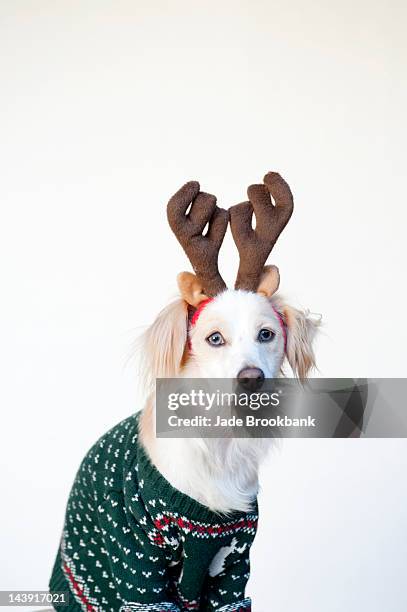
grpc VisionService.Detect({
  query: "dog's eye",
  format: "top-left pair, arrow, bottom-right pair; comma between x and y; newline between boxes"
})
206,332 -> 225,347
258,328 -> 275,343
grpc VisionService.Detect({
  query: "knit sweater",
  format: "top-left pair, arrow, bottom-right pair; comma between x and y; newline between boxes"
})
49,414 -> 258,612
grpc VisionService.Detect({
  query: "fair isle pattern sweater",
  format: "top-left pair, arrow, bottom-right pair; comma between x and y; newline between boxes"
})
49,414 -> 258,612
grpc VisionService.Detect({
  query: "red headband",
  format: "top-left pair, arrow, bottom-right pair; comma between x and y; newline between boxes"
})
189,297 -> 287,352
271,305 -> 287,352
189,298 -> 213,327
188,298 -> 213,351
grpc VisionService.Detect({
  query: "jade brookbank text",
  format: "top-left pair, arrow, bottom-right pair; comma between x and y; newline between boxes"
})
168,414 -> 317,428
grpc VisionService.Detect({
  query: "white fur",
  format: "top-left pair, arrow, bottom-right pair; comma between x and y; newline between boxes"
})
139,288 -> 319,514
185,291 -> 286,379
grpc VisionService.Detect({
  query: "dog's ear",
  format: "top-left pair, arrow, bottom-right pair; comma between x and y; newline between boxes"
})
140,299 -> 189,384
177,272 -> 209,307
257,265 -> 280,297
272,297 -> 321,379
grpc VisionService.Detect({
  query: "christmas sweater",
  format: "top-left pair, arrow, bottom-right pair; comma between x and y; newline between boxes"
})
49,413 -> 258,612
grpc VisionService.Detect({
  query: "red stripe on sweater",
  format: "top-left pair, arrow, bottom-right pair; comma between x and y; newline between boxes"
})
154,514 -> 257,534
63,562 -> 94,612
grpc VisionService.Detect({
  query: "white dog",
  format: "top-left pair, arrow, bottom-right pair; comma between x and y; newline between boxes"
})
50,172 -> 319,612
139,266 -> 319,515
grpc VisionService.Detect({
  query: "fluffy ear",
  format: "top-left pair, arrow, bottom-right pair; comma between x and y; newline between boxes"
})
139,299 -> 189,389
273,297 -> 321,379
177,271 -> 209,307
257,265 -> 280,297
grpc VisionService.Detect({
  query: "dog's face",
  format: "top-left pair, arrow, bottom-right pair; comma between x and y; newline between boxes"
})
188,291 -> 285,379
141,267 -> 319,387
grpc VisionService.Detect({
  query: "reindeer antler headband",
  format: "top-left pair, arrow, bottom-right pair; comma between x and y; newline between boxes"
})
167,172 -> 294,296
167,182 -> 229,297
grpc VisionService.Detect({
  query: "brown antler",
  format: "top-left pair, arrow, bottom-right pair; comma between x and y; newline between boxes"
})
229,172 -> 294,292
167,181 -> 229,297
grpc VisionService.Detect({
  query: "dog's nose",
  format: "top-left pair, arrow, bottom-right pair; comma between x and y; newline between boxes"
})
237,367 -> 265,391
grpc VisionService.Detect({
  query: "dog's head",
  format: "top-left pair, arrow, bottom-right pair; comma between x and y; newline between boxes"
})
141,268 -> 319,386
141,172 -> 320,388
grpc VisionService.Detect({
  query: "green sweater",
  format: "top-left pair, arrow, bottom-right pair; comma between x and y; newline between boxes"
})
49,414 -> 258,611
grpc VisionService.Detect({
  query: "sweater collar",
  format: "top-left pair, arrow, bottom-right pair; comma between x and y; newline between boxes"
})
125,412 -> 255,525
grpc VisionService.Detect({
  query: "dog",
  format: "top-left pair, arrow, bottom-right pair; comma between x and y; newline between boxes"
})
50,172 -> 319,612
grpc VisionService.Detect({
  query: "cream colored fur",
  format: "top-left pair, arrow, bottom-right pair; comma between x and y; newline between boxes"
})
139,272 -> 320,513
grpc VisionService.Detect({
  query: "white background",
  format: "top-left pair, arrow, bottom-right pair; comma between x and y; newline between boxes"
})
1,1 -> 407,611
